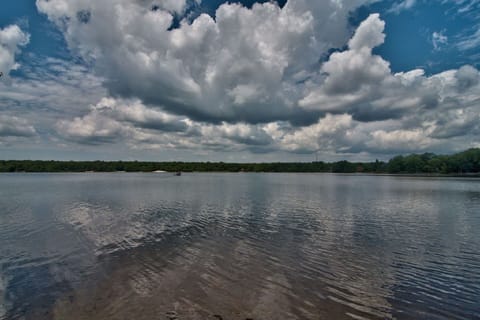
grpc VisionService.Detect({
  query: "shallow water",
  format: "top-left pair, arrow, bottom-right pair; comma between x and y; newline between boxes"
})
0,173 -> 479,319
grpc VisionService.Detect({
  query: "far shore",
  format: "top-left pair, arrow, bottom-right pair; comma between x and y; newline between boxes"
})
1,148 -> 479,175
2,171 -> 479,178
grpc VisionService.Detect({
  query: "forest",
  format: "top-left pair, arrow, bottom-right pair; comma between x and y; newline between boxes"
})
0,148 -> 479,174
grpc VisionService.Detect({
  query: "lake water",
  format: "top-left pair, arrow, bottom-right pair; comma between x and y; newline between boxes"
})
0,173 -> 479,320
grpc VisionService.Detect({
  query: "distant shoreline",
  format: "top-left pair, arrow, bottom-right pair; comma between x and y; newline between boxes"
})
1,171 -> 479,178
1,148 -> 479,175
1,170 -> 480,177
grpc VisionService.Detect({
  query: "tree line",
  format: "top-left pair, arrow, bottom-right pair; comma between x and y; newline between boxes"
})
0,148 -> 479,174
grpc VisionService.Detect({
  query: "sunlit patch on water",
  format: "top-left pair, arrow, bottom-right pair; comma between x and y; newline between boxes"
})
0,173 -> 480,320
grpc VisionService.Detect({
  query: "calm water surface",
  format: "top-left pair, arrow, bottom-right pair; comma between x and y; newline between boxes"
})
0,173 -> 479,320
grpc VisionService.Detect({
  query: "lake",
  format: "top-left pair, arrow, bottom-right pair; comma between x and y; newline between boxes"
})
0,173 -> 479,319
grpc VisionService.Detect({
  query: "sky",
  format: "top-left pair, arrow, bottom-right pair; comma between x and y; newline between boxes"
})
0,0 -> 479,162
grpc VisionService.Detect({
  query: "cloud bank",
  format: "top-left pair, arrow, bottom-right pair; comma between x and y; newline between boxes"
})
4,1 -> 480,159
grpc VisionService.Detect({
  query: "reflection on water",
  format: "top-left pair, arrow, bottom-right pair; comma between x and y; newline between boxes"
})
0,173 -> 480,319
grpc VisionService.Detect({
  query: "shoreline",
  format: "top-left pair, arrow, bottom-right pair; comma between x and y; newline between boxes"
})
1,171 -> 479,177
2,149 -> 479,176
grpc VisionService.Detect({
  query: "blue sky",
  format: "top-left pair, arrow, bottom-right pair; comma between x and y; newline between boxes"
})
0,0 -> 479,161
0,2 -> 65,60
364,0 -> 480,73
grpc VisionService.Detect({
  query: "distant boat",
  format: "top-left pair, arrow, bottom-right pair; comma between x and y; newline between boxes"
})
153,170 -> 167,173
174,172 -> 182,176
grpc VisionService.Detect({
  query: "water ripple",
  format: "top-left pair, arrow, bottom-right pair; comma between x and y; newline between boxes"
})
0,173 -> 479,319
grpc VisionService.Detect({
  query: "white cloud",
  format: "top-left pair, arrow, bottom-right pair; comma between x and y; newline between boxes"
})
388,0 -> 416,14
300,14 -> 394,113
0,115 -> 36,138
279,113 -> 354,153
432,31 -> 448,51
299,13 -> 480,135
0,25 -> 30,77
45,9 -> 480,158
0,57 -> 104,109
154,0 -> 189,14
1,2 -> 478,160
0,56 -> 107,149
457,28 -> 480,51
455,64 -> 480,91
56,111 -> 124,145
55,96 -> 275,151
368,129 -> 434,152
56,97 -> 189,145
35,0 -> 376,124
348,13 -> 386,51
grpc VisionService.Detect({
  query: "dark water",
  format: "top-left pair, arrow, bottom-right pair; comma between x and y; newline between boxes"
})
0,173 -> 479,320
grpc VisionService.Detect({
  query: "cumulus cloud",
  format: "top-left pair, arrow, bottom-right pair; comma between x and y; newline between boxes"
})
55,96 -> 276,152
56,111 -> 124,145
298,12 -> 480,139
0,1 -> 475,159
152,0 -> 190,15
91,98 -> 189,132
0,25 -> 30,77
300,14 -> 411,119
455,64 -> 480,91
348,13 -> 386,50
35,0 -> 376,124
278,113 -> 354,153
368,129 -> 434,152
56,97 -> 188,145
